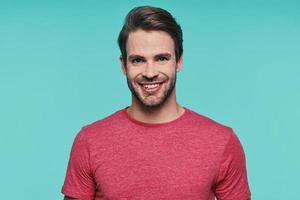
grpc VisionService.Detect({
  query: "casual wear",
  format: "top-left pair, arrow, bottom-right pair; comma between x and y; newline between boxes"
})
62,107 -> 251,200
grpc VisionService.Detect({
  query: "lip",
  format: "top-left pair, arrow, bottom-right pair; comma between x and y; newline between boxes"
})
139,81 -> 163,85
139,82 -> 164,93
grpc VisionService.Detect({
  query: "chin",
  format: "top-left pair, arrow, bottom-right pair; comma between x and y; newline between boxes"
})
139,96 -> 167,108
141,101 -> 163,108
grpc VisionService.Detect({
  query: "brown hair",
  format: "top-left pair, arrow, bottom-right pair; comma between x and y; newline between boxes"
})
118,6 -> 183,63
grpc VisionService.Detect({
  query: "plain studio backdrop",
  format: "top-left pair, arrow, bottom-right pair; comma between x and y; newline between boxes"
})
0,0 -> 299,199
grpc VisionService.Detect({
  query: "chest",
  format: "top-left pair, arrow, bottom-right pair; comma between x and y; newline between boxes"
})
91,130 -> 218,199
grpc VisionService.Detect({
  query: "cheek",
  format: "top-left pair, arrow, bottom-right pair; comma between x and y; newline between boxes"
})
126,67 -> 140,78
126,73 -> 140,87
161,67 -> 176,80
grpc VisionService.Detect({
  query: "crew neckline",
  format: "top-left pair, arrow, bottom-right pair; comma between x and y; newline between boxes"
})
122,106 -> 190,128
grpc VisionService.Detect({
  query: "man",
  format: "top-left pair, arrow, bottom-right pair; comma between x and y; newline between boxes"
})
62,6 -> 251,200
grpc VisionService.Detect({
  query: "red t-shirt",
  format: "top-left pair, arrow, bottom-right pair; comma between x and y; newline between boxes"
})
62,107 -> 251,200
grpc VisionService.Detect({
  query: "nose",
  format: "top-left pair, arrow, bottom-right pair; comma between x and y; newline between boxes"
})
142,61 -> 159,79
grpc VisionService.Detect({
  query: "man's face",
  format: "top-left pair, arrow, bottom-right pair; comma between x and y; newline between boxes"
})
121,29 -> 182,108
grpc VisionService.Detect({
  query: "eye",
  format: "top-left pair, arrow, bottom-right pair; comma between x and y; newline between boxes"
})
132,58 -> 144,64
157,56 -> 169,62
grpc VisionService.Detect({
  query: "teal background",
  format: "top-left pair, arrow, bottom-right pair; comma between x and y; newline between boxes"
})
1,0 -> 299,199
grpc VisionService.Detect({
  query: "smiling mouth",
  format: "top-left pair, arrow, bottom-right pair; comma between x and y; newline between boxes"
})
139,82 -> 163,93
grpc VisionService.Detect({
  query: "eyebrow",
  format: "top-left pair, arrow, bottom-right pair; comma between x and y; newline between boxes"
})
128,54 -> 144,61
154,53 -> 171,59
128,53 -> 172,60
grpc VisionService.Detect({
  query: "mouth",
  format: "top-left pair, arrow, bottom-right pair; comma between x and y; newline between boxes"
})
139,82 -> 163,93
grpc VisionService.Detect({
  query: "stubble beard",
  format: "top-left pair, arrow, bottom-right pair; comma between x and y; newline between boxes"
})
126,73 -> 177,109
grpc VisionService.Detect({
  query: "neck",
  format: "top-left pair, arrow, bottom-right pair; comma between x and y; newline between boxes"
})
127,90 -> 185,124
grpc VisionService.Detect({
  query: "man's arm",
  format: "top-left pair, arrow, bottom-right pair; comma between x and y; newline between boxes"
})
61,130 -> 96,199
64,196 -> 78,200
214,130 -> 251,200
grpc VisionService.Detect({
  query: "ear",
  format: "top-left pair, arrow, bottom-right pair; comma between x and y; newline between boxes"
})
176,56 -> 183,72
120,56 -> 127,75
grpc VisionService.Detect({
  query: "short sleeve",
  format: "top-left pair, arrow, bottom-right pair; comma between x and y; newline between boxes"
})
213,130 -> 251,200
61,129 -> 96,200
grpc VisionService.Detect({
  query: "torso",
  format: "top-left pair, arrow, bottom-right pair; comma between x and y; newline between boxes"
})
81,108 -> 232,200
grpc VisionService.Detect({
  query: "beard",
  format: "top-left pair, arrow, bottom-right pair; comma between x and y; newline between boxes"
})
126,72 -> 177,108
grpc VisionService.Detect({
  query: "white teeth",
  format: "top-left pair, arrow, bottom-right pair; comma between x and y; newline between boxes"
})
143,84 -> 159,89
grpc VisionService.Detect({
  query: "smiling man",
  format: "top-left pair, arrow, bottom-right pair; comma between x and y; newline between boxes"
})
62,6 -> 251,200
122,29 -> 182,122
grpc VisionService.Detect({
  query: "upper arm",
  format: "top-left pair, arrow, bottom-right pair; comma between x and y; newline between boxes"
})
61,130 -> 96,199
213,130 -> 251,200
64,196 -> 78,200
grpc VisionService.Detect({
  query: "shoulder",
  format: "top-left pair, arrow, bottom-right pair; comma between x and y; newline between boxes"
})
185,107 -> 235,142
84,109 -> 125,129
75,108 -> 126,141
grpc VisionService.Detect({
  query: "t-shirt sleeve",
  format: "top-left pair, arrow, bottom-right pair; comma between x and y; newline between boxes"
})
61,129 -> 96,200
213,130 -> 251,200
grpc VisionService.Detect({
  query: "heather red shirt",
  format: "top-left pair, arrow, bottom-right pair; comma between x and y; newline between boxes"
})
62,107 -> 251,200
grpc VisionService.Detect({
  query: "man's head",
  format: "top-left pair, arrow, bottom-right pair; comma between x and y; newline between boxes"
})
118,6 -> 183,108
118,6 -> 183,63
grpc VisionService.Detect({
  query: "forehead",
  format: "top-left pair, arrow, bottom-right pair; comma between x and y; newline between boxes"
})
126,29 -> 175,56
